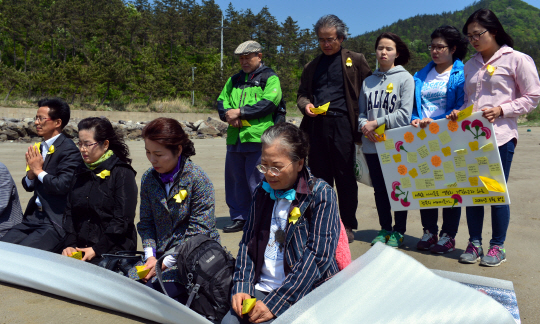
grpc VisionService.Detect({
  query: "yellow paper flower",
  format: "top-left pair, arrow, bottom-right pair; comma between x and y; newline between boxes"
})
289,207 -> 301,224
174,190 -> 188,203
47,145 -> 55,154
386,83 -> 394,93
417,128 -> 427,140
70,251 -> 83,260
345,57 -> 353,67
26,142 -> 42,172
486,65 -> 496,76
469,141 -> 479,151
96,170 -> 111,179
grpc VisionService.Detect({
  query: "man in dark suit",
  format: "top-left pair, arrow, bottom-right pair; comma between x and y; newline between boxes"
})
297,15 -> 371,243
0,98 -> 82,252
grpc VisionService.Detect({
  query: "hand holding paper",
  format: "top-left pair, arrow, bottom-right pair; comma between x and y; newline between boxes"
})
310,102 -> 330,115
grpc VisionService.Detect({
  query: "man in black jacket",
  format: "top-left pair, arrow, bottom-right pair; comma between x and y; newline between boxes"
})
0,98 -> 82,252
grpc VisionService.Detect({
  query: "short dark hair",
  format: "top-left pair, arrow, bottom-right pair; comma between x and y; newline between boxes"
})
142,118 -> 195,157
463,8 -> 514,48
314,14 -> 348,40
37,98 -> 70,129
431,25 -> 469,61
78,117 -> 132,164
375,32 -> 410,66
261,123 -> 309,162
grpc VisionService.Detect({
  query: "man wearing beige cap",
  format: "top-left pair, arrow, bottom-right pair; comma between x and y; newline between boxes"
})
217,40 -> 283,233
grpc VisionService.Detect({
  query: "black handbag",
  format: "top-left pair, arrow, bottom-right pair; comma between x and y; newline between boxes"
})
97,251 -> 144,276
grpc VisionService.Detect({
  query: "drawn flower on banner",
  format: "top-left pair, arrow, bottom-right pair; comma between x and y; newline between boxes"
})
397,165 -> 408,175
431,155 -> 442,167
447,120 -> 458,132
391,181 -> 410,207
451,194 -> 462,209
462,119 -> 490,140
395,141 -> 409,153
428,122 -> 439,134
404,132 -> 414,143
417,128 -> 427,140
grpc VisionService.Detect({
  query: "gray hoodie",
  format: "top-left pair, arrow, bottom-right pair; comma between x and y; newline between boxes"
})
358,65 -> 414,154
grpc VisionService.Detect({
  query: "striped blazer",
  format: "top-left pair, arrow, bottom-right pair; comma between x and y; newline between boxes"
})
232,167 -> 340,317
0,162 -> 23,237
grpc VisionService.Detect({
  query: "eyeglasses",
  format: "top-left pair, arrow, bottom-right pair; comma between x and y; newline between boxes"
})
318,37 -> 339,44
428,44 -> 449,52
256,162 -> 293,176
77,141 -> 100,149
33,116 -> 52,123
467,30 -> 488,42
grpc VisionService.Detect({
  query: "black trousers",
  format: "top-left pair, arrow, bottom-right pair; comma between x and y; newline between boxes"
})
0,210 -> 64,253
305,114 -> 358,229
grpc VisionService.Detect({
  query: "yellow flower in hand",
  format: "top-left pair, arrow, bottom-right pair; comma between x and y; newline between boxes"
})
289,207 -> 301,224
174,190 -> 188,203
96,170 -> 111,179
47,145 -> 55,154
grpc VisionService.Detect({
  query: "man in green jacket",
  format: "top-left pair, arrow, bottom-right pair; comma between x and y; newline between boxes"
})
217,40 -> 282,233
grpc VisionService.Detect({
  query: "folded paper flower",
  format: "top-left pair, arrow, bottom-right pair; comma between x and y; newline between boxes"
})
486,64 -> 496,76
310,102 -> 330,115
479,176 -> 505,193
289,207 -> 301,224
136,265 -> 150,279
174,190 -> 188,203
242,298 -> 257,314
70,251 -> 83,260
96,170 -> 111,179
26,142 -> 42,172
346,57 -> 353,67
47,145 -> 55,154
386,83 -> 393,93
241,120 -> 251,127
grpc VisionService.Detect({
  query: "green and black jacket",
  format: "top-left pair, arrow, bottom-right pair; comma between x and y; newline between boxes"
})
217,63 -> 282,145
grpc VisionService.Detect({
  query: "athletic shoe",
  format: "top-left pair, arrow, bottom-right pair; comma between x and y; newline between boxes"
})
459,241 -> 484,264
371,229 -> 390,245
416,230 -> 438,250
430,233 -> 455,254
480,245 -> 507,267
387,231 -> 404,248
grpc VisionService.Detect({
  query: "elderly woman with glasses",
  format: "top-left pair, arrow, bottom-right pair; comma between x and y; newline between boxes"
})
61,117 -> 138,264
222,123 -> 345,324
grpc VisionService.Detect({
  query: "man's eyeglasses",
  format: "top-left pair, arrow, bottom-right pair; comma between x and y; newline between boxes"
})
77,141 -> 100,149
428,45 -> 449,52
467,30 -> 488,42
256,162 -> 293,176
318,37 -> 339,44
33,116 -> 52,123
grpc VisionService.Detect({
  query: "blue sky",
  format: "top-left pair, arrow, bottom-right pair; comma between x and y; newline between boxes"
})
215,0 -> 540,36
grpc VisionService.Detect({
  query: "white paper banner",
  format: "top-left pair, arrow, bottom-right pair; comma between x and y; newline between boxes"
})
374,112 -> 510,211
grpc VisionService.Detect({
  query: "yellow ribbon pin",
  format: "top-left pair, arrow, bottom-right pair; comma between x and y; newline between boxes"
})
26,142 -> 42,172
96,170 -> 111,179
47,145 -> 55,154
289,207 -> 301,224
486,65 -> 496,76
386,83 -> 394,93
345,57 -> 352,67
174,190 -> 188,203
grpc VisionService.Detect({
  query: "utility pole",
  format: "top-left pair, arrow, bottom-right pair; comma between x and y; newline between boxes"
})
215,14 -> 230,78
371,53 -> 378,70
191,67 -> 196,106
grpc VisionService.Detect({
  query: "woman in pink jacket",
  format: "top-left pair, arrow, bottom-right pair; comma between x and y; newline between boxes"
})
448,9 -> 540,267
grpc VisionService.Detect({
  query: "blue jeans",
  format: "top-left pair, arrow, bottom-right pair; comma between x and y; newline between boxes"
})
420,207 -> 461,238
465,139 -> 515,246
221,290 -> 274,324
365,153 -> 408,234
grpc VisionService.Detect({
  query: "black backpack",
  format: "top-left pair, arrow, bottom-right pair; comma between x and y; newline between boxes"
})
155,234 -> 235,323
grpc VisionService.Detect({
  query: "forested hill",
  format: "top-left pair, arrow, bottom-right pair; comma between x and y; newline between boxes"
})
346,0 -> 540,74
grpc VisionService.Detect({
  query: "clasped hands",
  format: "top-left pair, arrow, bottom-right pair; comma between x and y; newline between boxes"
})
226,109 -> 242,128
61,246 -> 96,261
361,120 -> 380,143
232,293 -> 275,323
26,146 -> 44,180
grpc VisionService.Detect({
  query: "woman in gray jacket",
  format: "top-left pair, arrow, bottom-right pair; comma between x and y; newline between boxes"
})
358,32 -> 414,248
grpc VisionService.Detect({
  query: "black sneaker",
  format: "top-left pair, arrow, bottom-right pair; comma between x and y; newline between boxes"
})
223,220 -> 246,233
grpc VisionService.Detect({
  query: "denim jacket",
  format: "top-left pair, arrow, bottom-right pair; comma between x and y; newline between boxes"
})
232,167 -> 340,317
412,59 -> 465,121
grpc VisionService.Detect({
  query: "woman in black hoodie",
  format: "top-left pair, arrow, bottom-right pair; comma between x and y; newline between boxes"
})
61,117 -> 138,264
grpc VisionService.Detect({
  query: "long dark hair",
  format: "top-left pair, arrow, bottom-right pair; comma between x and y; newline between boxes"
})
463,9 -> 514,48
431,25 -> 468,61
78,117 -> 132,164
375,32 -> 410,66
142,118 -> 195,157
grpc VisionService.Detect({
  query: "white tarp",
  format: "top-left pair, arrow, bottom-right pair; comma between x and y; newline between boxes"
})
274,243 -> 516,324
